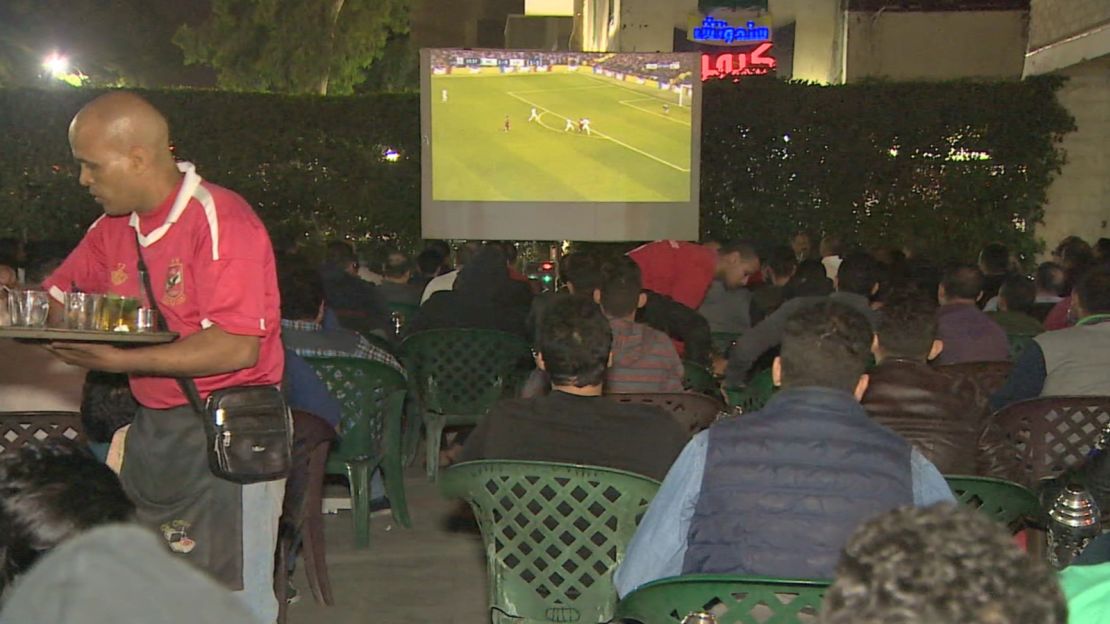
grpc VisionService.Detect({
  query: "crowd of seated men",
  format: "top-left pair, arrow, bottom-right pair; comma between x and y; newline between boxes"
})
4,232 -> 1110,622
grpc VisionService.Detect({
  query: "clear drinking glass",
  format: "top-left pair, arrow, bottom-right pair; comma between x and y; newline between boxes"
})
99,295 -> 141,332
9,289 -> 50,328
65,292 -> 105,330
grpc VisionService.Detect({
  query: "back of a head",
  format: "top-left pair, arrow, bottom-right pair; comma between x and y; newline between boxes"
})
836,253 -> 880,296
383,253 -> 413,279
456,240 -> 485,267
820,234 -> 843,257
822,504 -> 1066,624
780,301 -> 872,393
1076,264 -> 1110,316
1097,238 -> 1110,261
324,240 -> 356,268
598,257 -> 642,318
0,441 -> 135,593
417,249 -> 445,276
537,295 -> 612,388
785,259 -> 834,298
979,242 -> 1010,275
454,245 -> 509,295
499,241 -> 519,264
561,252 -> 604,294
428,240 -> 452,260
1035,262 -> 1066,296
277,258 -> 325,320
999,275 -> 1036,314
766,245 -> 798,278
941,264 -> 984,301
876,288 -> 938,360
717,239 -> 759,263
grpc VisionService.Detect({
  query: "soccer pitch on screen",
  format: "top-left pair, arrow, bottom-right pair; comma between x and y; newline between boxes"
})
428,52 -> 697,203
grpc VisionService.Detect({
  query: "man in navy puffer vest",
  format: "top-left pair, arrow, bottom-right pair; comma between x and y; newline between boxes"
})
616,301 -> 955,596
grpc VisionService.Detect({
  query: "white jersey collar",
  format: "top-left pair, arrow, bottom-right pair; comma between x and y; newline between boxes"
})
130,162 -> 203,247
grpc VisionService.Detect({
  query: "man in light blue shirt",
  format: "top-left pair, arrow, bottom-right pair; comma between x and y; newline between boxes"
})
616,301 -> 955,597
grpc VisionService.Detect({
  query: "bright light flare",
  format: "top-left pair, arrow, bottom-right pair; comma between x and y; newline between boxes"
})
382,147 -> 400,163
43,53 -> 70,77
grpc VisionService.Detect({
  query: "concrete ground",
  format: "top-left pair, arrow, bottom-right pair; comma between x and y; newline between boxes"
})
287,466 -> 489,624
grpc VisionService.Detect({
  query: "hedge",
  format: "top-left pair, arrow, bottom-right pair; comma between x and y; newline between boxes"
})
0,76 -> 1073,263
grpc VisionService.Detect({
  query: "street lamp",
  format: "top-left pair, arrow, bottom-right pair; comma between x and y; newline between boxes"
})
42,53 -> 70,78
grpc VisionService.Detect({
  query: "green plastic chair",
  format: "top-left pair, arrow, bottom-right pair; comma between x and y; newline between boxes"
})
725,368 -> 776,415
439,460 -> 661,624
614,574 -> 829,624
682,361 -> 721,398
1007,333 -> 1037,362
305,357 -> 411,548
401,329 -> 534,481
945,475 -> 1042,531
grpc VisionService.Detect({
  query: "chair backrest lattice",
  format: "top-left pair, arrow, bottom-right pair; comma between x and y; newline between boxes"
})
0,412 -> 87,456
304,357 -> 406,461
605,392 -> 726,435
726,369 -> 776,415
614,574 -> 829,624
945,475 -> 1042,532
987,396 -> 1110,488
401,329 -> 533,417
440,461 -> 660,624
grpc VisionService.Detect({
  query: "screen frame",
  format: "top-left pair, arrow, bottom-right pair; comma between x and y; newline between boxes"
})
419,48 -> 702,242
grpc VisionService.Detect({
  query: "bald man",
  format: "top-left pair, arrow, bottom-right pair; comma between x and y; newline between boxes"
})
41,92 -> 285,622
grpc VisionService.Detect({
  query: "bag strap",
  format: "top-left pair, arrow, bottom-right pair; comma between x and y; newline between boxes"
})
133,231 -> 206,414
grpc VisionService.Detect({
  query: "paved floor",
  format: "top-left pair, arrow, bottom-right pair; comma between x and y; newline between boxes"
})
287,467 -> 489,624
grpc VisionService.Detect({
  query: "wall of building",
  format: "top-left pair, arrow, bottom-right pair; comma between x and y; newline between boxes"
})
616,0 -> 698,52
844,10 -> 1027,82
410,0 -> 524,49
769,0 -> 843,83
1037,53 -> 1110,251
1028,0 -> 1110,51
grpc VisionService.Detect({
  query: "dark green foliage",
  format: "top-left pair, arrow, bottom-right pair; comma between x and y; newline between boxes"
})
0,76 -> 1073,264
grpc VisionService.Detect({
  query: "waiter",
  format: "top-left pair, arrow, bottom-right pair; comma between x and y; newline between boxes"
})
43,92 -> 285,623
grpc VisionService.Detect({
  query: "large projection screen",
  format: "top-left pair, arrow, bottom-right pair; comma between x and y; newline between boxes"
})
420,48 -> 702,241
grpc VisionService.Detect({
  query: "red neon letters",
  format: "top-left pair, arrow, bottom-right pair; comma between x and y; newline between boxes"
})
700,42 -> 776,82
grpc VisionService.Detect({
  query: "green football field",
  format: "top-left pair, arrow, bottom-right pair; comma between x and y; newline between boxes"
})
430,72 -> 693,202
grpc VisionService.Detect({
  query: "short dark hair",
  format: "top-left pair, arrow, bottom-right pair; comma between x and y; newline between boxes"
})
766,245 -> 798,278
499,241 -> 519,263
456,241 -> 484,266
1096,238 -> 1110,261
537,295 -> 612,388
417,249 -> 445,276
836,253 -> 880,296
1076,265 -> 1110,315
876,288 -> 937,360
780,301 -> 872,393
598,257 -> 642,318
383,253 -> 413,279
822,504 -> 1066,624
821,234 -> 843,256
324,240 -> 356,268
1035,262 -> 1066,296
942,264 -> 984,301
979,242 -> 1010,274
999,275 -> 1036,314
717,239 -> 759,262
277,258 -> 325,320
428,240 -> 451,259
0,441 -> 135,594
561,252 -> 604,294
80,371 -> 137,444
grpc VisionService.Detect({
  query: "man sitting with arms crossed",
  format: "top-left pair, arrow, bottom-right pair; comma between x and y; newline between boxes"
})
862,288 -> 984,475
596,257 -> 685,394
615,302 -> 953,595
459,295 -> 689,481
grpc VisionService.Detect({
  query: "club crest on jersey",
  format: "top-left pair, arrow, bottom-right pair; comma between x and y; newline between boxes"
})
163,258 -> 186,306
110,263 -> 128,286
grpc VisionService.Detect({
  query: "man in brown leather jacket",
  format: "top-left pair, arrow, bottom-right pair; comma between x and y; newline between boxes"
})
862,289 -> 984,474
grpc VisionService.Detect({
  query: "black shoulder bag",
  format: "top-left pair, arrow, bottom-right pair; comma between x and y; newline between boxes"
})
134,235 -> 291,484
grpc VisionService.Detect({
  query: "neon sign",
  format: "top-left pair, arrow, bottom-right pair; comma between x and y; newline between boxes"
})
700,42 -> 776,82
691,16 -> 772,45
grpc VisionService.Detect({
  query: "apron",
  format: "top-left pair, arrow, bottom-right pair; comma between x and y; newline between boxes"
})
119,404 -> 245,589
